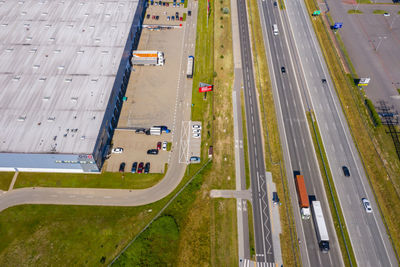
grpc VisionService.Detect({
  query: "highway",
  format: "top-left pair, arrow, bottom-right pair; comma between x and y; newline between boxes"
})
282,0 -> 398,265
0,1 -> 198,212
256,0 -> 343,266
236,0 -> 274,263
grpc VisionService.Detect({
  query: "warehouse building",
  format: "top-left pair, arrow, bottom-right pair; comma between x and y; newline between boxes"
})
0,0 -> 146,172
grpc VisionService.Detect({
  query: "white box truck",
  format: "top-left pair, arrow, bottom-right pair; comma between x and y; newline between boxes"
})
132,51 -> 164,66
311,201 -> 330,253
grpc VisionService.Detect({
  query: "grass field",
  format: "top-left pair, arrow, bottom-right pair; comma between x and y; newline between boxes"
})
246,0 -> 299,264
348,9 -> 363,14
306,112 -> 356,267
14,172 -> 164,189
241,90 -> 251,189
0,172 -> 14,191
373,9 -> 387,14
305,0 -> 400,259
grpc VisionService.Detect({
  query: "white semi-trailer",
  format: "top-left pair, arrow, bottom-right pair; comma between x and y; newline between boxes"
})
186,56 -> 194,78
131,51 -> 164,66
311,201 -> 330,253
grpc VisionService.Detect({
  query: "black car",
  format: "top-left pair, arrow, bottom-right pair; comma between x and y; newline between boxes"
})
156,15 -> 159,20
131,162 -> 138,173
322,78 -> 327,83
176,12 -> 179,16
281,66 -> 286,73
119,162 -> 126,173
273,1 -> 277,7
272,192 -> 280,204
162,2 -> 165,5
135,128 -> 146,134
146,14 -> 150,19
188,10 -> 192,16
175,15 -> 179,20
342,166 -> 350,177
158,0 -> 161,5
147,149 -> 159,155
144,162 -> 150,174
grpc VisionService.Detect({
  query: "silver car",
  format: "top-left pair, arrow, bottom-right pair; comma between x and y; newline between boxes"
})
362,198 -> 372,213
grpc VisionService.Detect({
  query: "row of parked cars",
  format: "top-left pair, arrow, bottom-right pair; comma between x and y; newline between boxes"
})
150,0 -> 184,7
192,124 -> 201,138
147,141 -> 167,154
119,162 -> 151,173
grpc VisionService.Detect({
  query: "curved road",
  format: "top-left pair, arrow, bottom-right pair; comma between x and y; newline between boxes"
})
0,2 -> 198,213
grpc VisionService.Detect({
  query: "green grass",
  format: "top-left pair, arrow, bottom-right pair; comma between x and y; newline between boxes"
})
246,0 -> 299,264
113,216 -> 178,266
167,141 -> 172,151
0,172 -> 14,191
397,89 -> 400,95
278,0 -> 286,9
14,172 -> 164,189
348,9 -> 363,14
373,9 -> 387,14
305,0 -> 400,259
357,0 -> 372,3
306,112 -> 357,267
184,0 -> 188,8
241,90 -> 251,189
183,12 -> 187,21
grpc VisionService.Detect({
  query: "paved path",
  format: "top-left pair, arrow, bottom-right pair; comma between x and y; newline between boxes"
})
0,0 -> 199,213
8,172 -> 19,191
210,190 -> 252,200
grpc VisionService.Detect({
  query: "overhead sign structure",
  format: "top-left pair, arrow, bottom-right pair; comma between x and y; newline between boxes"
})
333,22 -> 343,29
199,82 -> 213,93
358,77 -> 371,87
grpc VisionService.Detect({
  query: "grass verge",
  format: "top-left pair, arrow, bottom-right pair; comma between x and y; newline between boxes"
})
0,172 -> 14,191
14,172 -> 164,190
246,0 -> 299,264
305,0 -> 400,259
348,9 -> 363,14
241,90 -> 251,189
357,0 -> 372,3
247,200 -> 256,259
373,9 -> 387,14
306,112 -> 357,267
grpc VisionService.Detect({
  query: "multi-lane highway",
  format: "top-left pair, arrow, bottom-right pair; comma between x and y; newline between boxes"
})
282,0 -> 398,265
256,0 -> 344,266
236,0 -> 275,264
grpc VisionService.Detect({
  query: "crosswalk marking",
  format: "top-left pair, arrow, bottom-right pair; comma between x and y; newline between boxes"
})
240,259 -> 276,267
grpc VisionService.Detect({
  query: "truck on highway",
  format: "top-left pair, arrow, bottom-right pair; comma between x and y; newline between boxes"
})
186,56 -> 194,78
311,200 -> 330,253
295,175 -> 311,219
131,51 -> 164,66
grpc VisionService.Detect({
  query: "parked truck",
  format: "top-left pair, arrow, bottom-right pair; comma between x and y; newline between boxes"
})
131,51 -> 164,66
295,175 -> 311,219
311,201 -> 330,253
186,56 -> 194,78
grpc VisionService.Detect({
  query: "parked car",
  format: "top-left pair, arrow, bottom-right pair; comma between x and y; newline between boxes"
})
131,162 -> 138,173
177,2 -> 180,6
162,2 -> 165,6
146,14 -> 150,19
147,149 -> 159,155
167,16 -> 170,21
135,128 -> 146,134
342,166 -> 350,177
156,15 -> 159,20
188,10 -> 191,16
152,15 -> 156,19
362,198 -> 372,213
112,147 -> 123,154
137,162 -> 144,173
144,162 -> 150,174
173,3 -> 176,7
193,129 -> 201,133
166,2 -> 169,6
281,66 -> 286,73
171,16 -> 175,20
175,15 -> 179,20
155,2 -> 158,5
176,12 -> 179,16
162,141 -> 168,150
157,141 -> 162,150
119,162 -> 126,172
150,1 -> 154,5
272,192 -> 280,204
190,156 -> 200,163
158,0 -> 162,5
193,133 -> 201,138
180,17 -> 183,21
192,124 -> 201,129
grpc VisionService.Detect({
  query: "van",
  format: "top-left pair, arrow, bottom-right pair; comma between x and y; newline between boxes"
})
273,24 -> 278,35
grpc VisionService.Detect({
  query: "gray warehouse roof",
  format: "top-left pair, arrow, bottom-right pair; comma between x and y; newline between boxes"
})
0,0 -> 139,154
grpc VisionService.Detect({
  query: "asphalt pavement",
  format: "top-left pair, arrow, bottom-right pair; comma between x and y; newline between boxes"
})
256,0 -> 344,266
283,0 -> 398,265
236,0 -> 275,263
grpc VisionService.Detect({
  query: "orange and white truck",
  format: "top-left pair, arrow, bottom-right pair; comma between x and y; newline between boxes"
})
131,51 -> 164,66
295,175 -> 311,219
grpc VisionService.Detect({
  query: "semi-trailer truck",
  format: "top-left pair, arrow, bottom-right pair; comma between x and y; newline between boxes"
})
187,56 -> 194,78
295,175 -> 311,219
131,51 -> 164,66
311,201 -> 330,253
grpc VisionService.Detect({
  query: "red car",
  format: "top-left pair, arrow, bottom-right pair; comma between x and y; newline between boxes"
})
152,15 -> 156,19
179,17 -> 183,21
137,162 -> 144,173
157,141 -> 162,150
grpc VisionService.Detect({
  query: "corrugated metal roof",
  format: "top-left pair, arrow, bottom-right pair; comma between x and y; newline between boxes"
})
0,0 -> 140,154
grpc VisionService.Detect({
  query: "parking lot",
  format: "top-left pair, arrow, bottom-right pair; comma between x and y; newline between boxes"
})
106,0 -> 193,173
144,0 -> 188,26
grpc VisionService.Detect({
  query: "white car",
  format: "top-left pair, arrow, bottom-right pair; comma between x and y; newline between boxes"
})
192,124 -> 201,129
162,141 -> 167,151
112,147 -> 123,154
193,133 -> 201,138
362,198 -> 373,213
192,129 -> 201,134
383,13 -> 390,17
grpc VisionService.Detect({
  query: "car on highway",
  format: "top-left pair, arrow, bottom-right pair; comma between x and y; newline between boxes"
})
147,149 -> 159,155
322,78 -> 327,83
137,162 -> 144,173
193,133 -> 201,138
281,66 -> 286,73
119,162 -> 126,172
362,198 -> 372,213
342,166 -> 350,177
273,1 -> 277,7
162,141 -> 168,150
131,162 -> 138,173
112,147 -> 123,154
383,13 -> 390,17
144,162 -> 151,174
157,141 -> 162,150
188,10 -> 192,16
